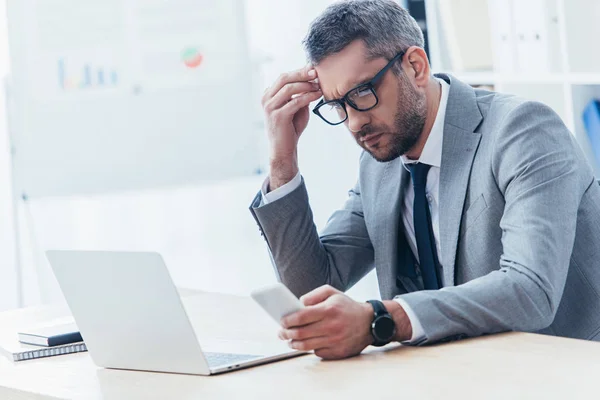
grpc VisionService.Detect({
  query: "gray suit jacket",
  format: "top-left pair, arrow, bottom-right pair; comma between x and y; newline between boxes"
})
250,74 -> 600,345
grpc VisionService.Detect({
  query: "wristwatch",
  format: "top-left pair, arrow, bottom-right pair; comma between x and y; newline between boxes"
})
366,300 -> 396,347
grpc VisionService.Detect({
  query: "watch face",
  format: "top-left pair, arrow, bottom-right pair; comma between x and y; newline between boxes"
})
374,315 -> 396,341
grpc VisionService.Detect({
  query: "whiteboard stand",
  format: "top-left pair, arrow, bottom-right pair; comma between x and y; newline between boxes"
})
5,76 -> 24,308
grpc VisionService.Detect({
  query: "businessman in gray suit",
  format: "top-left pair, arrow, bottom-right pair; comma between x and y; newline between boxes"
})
250,0 -> 600,360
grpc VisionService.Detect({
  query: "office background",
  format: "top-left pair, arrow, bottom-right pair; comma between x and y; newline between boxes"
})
0,0 -> 599,311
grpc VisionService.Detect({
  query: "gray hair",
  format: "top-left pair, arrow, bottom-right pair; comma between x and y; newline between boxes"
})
303,0 -> 424,69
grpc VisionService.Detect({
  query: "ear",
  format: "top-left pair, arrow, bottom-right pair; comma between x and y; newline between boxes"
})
403,46 -> 431,89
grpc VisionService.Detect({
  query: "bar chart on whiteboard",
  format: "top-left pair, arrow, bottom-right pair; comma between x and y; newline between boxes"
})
7,0 -> 258,198
56,58 -> 119,91
18,0 -> 126,99
21,0 -> 244,100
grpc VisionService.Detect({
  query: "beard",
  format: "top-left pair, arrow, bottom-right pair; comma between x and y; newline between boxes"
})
359,74 -> 427,162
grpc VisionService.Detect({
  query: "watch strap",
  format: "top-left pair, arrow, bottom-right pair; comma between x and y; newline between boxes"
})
367,300 -> 387,317
366,300 -> 394,347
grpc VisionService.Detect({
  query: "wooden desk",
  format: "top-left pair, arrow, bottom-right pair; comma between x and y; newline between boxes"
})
0,289 -> 598,399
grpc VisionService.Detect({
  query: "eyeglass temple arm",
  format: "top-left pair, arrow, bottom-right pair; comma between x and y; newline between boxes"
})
370,51 -> 405,85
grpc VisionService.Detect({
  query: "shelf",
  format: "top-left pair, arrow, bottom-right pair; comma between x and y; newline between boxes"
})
567,75 -> 600,85
440,71 -> 496,85
426,0 -> 599,176
439,71 -> 600,86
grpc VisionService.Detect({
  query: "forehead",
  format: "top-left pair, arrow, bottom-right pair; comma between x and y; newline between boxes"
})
314,40 -> 387,100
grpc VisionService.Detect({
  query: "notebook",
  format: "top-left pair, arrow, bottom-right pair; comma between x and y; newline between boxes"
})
18,322 -> 82,347
0,341 -> 87,362
0,317 -> 88,362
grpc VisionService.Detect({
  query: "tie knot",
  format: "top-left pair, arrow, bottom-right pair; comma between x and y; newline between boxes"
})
407,163 -> 431,188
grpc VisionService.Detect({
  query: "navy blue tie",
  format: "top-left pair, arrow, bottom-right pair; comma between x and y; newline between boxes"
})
407,163 -> 441,290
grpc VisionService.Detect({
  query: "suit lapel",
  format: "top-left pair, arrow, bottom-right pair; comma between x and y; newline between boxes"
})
373,157 -> 412,295
436,74 -> 483,287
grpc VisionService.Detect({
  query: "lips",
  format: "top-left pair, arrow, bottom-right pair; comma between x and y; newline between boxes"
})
361,132 -> 384,147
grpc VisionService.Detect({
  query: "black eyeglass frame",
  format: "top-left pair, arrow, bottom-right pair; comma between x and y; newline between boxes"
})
312,51 -> 406,126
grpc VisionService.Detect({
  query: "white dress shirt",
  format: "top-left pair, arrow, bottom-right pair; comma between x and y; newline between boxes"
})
261,78 -> 450,344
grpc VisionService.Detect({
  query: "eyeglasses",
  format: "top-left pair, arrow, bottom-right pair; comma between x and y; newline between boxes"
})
312,51 -> 405,126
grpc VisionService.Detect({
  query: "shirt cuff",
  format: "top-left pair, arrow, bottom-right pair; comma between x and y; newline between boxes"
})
261,171 -> 302,204
394,297 -> 427,344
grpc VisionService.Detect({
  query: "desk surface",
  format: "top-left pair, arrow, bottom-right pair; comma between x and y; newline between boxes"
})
0,289 -> 598,400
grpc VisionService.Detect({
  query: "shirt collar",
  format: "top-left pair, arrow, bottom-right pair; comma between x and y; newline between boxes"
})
401,77 -> 450,169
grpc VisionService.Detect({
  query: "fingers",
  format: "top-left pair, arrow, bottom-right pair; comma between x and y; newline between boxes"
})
300,284 -> 341,307
278,90 -> 322,116
279,319 -> 331,341
280,305 -> 327,329
266,81 -> 320,111
278,292 -> 372,360
263,65 -> 317,102
289,336 -> 330,352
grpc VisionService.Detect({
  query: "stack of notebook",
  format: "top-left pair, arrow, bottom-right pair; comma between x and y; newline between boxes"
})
0,319 -> 87,362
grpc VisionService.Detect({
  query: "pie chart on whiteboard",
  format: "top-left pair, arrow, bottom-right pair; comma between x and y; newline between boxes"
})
181,47 -> 203,68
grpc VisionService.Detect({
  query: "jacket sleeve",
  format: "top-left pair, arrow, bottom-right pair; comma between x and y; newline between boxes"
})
397,101 -> 593,345
249,173 -> 374,297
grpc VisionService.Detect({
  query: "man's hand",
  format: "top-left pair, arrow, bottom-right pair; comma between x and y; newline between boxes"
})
278,285 -> 374,360
261,65 -> 322,191
278,285 -> 414,360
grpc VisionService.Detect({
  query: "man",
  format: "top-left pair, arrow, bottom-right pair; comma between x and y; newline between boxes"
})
249,0 -> 600,360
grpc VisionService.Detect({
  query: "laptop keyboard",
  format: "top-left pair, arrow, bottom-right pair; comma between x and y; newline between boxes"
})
204,352 -> 262,368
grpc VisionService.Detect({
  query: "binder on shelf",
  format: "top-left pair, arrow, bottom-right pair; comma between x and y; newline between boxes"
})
487,0 -> 517,73
512,0 -> 561,73
583,99 -> 600,171
543,0 -> 562,73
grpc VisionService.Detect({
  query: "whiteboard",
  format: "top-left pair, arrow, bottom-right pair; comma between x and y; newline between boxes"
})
6,0 -> 261,198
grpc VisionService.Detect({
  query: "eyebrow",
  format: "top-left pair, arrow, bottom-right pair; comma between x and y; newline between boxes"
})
323,73 -> 378,102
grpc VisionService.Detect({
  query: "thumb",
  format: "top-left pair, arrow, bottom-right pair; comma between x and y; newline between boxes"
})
300,285 -> 340,306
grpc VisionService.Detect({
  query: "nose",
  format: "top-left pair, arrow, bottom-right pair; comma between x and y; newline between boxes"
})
345,106 -> 370,135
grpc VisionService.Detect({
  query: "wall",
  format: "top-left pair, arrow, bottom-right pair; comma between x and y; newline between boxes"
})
0,0 -> 380,310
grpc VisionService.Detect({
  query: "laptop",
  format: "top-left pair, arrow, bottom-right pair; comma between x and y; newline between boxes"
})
46,250 -> 304,375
